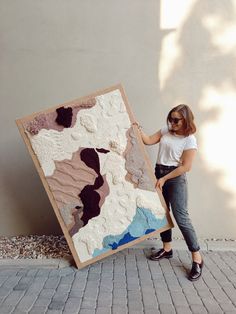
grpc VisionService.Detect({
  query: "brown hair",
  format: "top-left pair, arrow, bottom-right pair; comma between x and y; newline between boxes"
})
167,104 -> 196,136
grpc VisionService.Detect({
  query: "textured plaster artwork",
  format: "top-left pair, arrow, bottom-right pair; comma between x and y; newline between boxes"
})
17,86 -> 173,267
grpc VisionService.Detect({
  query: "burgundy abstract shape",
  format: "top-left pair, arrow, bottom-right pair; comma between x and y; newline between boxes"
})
56,106 -> 73,128
96,148 -> 110,154
79,148 -> 110,226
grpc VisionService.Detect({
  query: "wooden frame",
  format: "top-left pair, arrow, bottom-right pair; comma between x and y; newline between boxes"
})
16,84 -> 174,269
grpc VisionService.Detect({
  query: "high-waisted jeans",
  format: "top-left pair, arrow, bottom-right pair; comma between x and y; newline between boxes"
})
155,164 -> 200,252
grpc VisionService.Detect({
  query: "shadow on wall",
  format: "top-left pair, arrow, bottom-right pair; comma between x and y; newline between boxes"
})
1,139 -> 62,235
159,0 -> 236,238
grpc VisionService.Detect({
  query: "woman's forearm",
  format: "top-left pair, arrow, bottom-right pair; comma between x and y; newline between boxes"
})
163,165 -> 188,181
140,130 -> 152,145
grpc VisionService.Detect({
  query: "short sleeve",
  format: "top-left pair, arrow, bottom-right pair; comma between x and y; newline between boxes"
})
184,135 -> 198,151
161,126 -> 169,135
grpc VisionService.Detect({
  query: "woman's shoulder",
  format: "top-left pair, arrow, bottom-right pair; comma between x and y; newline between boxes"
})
160,125 -> 169,135
184,133 -> 197,150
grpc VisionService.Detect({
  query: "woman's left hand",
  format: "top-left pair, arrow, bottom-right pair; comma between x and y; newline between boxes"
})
155,177 -> 166,191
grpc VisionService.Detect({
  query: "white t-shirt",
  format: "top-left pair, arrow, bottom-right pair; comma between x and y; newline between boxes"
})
156,126 -> 197,166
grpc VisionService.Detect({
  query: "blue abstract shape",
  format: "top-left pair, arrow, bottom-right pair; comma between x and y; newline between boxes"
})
92,207 -> 168,258
145,228 -> 155,234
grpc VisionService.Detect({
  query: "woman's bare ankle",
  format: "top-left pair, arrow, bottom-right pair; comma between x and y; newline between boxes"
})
192,251 -> 202,263
163,242 -> 172,252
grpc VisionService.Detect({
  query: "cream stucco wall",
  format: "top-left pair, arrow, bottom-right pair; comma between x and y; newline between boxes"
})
1,0 -> 236,238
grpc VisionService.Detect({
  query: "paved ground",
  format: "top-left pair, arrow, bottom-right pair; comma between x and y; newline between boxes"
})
1,244 -> 236,314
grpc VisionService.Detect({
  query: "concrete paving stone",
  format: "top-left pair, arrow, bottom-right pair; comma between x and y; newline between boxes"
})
63,297 -> 82,311
49,269 -> 60,277
36,269 -> 51,277
219,302 -> 236,312
144,309 -> 160,314
128,310 -> 143,314
128,300 -> 143,310
58,267 -> 75,277
210,287 -> 232,303
100,272 -> 113,280
14,294 -> 38,311
0,305 -> 15,313
69,289 -> 84,298
12,309 -> 29,314
39,288 -> 56,299
17,269 -> 29,276
0,269 -> 18,276
87,273 -> 101,281
184,292 -> 203,305
0,287 -> 11,297
44,277 -> 61,290
127,290 -> 142,298
83,288 -> 99,299
166,283 -> 183,292
155,289 -> 173,304
127,283 -> 141,291
222,285 -> 236,304
0,295 -> 6,305
113,288 -> 127,298
57,274 -> 74,285
56,283 -> 72,293
1,290 -> 25,306
194,287 -> 213,299
95,306 -> 111,314
97,297 -> 112,307
112,297 -> 127,306
0,276 -> 9,287
201,297 -> 224,313
52,292 -> 68,302
142,294 -> 158,309
113,281 -> 127,289
159,303 -> 176,314
80,298 -> 97,309
29,306 -> 48,314
13,283 -> 31,291
34,297 -> 52,307
152,278 -> 168,290
48,300 -> 65,310
170,291 -> 188,307
190,304 -> 208,314
79,309 -> 96,314
175,305 -> 192,314
71,279 -> 87,290
113,275 -> 126,283
99,285 -> 113,292
46,310 -> 63,314
24,281 -> 46,295
26,269 -> 39,277
112,306 -> 128,314
2,275 -> 22,289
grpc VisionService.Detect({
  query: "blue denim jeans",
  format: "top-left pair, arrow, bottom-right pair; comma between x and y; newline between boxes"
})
155,164 -> 200,252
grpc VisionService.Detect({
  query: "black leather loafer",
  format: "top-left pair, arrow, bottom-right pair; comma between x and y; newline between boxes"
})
188,259 -> 204,281
149,248 -> 173,261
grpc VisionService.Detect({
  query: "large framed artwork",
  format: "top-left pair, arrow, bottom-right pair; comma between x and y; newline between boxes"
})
16,84 -> 174,269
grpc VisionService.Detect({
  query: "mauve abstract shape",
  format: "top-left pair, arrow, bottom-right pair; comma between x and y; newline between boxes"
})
24,98 -> 96,134
25,114 -> 48,135
124,128 -> 155,191
56,106 -> 73,128
45,148 -> 110,235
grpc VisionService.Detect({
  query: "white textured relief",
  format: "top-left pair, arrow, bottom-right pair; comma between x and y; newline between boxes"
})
27,90 -> 130,176
72,152 -> 165,262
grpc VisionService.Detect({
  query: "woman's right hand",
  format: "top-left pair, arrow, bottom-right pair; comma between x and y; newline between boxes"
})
132,121 -> 142,130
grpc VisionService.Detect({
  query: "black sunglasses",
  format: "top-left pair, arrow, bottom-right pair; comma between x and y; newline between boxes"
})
168,117 -> 183,124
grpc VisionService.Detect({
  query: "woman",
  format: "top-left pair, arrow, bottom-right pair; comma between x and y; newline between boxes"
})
134,104 -> 203,281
